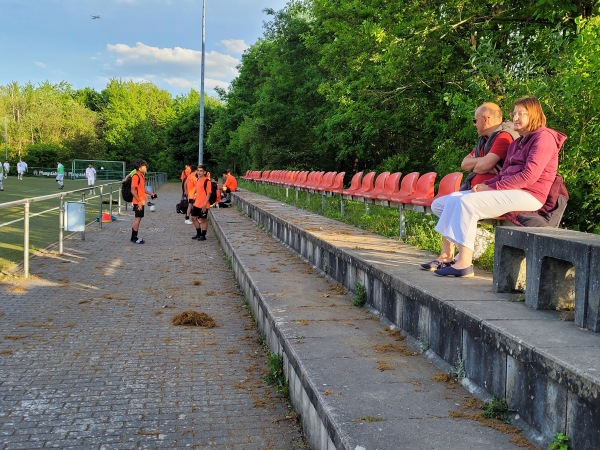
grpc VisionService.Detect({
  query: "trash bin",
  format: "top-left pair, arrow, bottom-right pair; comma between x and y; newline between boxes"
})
64,201 -> 86,231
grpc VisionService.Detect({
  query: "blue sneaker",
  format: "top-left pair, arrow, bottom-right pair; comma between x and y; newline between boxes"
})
434,265 -> 474,278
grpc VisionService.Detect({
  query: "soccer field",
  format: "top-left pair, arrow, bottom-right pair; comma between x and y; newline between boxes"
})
0,176 -> 121,275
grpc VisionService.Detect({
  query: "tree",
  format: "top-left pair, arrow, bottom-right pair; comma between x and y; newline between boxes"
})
100,79 -> 174,168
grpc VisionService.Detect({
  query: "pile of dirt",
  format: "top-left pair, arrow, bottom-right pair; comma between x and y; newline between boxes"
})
172,310 -> 216,328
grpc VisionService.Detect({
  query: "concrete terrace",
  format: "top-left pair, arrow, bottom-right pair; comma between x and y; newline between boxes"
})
1,182 -> 597,449
224,188 -> 600,450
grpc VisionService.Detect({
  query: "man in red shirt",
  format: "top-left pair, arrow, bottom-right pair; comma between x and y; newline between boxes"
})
191,165 -> 212,241
459,102 -> 514,190
421,102 -> 513,271
130,159 -> 157,244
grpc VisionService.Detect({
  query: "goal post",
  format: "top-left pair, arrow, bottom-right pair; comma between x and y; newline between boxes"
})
71,159 -> 126,181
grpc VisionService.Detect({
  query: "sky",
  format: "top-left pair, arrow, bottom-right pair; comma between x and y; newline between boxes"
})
0,0 -> 289,97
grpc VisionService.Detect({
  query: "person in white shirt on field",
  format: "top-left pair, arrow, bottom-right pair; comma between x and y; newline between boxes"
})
17,160 -> 27,180
85,163 -> 97,194
3,160 -> 9,177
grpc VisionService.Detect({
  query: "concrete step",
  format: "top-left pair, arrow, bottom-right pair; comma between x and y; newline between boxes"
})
210,204 -> 526,450
220,190 -> 600,450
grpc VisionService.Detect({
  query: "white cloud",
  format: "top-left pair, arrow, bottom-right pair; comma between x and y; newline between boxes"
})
221,39 -> 249,54
104,41 -> 239,95
107,42 -> 198,66
35,61 -> 47,69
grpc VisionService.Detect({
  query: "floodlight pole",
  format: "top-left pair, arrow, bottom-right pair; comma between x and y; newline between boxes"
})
198,0 -> 206,165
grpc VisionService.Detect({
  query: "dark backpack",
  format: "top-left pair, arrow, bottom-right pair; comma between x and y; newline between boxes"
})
204,179 -> 218,205
121,174 -> 138,203
503,174 -> 569,227
176,193 -> 189,214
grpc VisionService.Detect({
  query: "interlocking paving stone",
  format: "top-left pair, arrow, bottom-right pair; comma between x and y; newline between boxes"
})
0,183 -> 305,450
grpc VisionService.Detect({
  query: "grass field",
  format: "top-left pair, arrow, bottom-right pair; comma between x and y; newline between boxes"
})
0,176 -> 123,275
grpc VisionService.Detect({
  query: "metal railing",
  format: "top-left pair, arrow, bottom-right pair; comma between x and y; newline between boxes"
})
0,172 -> 167,278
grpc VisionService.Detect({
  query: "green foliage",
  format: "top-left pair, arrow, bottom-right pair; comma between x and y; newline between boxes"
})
101,79 -> 174,168
217,0 -> 600,234
481,397 -> 513,424
548,432 -> 570,450
264,352 -> 288,395
24,143 -> 62,167
353,282 -> 367,307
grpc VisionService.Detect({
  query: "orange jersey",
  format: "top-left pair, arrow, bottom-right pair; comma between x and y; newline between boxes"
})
131,172 -> 146,205
180,167 -> 191,181
224,174 -> 237,192
186,173 -> 198,199
194,175 -> 212,208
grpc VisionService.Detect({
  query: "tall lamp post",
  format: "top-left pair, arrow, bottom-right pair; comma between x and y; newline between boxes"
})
198,0 -> 206,165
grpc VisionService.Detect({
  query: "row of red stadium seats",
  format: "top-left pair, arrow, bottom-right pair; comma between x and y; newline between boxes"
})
242,169 -> 464,209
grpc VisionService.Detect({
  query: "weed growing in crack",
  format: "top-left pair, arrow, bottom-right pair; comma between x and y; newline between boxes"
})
353,282 -> 367,307
264,352 -> 288,396
481,397 -> 514,424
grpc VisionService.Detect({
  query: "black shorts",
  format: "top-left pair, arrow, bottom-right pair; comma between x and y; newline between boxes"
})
133,204 -> 145,218
192,206 -> 208,219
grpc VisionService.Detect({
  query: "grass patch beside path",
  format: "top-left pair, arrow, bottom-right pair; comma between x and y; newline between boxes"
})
0,177 -> 119,274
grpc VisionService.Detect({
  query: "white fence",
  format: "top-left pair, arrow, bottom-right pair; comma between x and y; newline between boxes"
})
0,173 -> 167,278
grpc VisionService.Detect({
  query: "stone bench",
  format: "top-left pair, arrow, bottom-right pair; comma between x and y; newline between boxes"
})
493,227 -> 600,332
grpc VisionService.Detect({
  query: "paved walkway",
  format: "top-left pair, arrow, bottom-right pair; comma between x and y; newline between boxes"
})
0,183 -> 305,449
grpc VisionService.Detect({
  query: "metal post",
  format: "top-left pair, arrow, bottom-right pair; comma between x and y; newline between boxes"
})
81,192 -> 86,241
399,205 -> 405,239
23,201 -> 30,278
109,185 -> 114,217
99,185 -> 104,230
198,0 -> 206,165
59,196 -> 64,255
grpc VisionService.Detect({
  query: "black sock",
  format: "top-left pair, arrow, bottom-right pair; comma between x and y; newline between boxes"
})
195,228 -> 202,236
185,215 -> 189,220
200,229 -> 206,237
131,229 -> 138,240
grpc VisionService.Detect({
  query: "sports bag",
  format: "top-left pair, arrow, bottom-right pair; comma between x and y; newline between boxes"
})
203,179 -> 218,205
176,194 -> 189,214
121,174 -> 138,203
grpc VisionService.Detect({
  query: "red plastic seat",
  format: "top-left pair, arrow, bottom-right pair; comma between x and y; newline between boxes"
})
259,170 -> 271,183
281,171 -> 298,187
391,172 -> 436,204
412,172 -> 463,207
318,172 -> 345,194
296,171 -> 320,189
344,171 -> 375,199
303,171 -> 325,190
336,172 -> 362,196
313,171 -> 337,192
374,172 -> 402,202
379,172 -> 419,202
291,171 -> 309,188
358,172 -> 390,201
